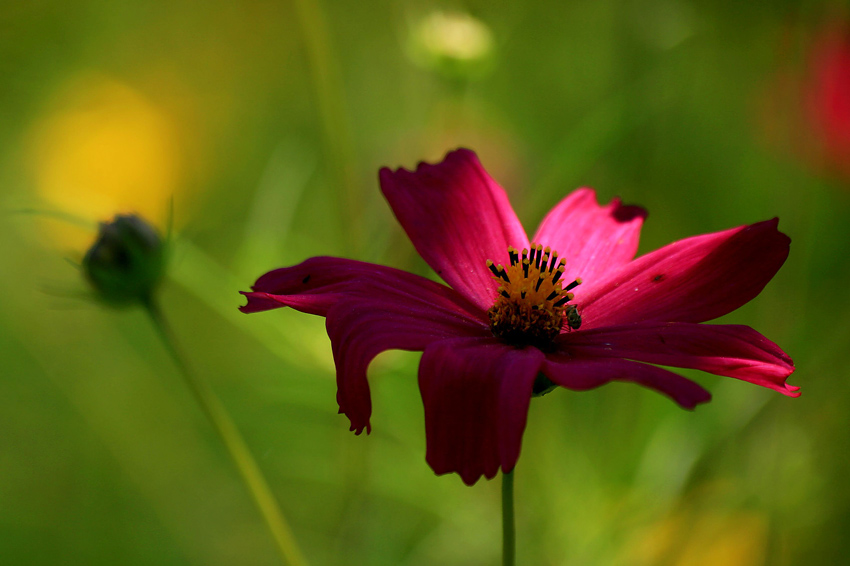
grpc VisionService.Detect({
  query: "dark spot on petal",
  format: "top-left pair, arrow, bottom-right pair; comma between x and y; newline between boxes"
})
653,274 -> 665,282
612,204 -> 648,222
659,335 -> 667,344
302,275 -> 311,284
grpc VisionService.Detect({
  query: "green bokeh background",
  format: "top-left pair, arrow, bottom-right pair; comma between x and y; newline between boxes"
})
2,1 -> 848,564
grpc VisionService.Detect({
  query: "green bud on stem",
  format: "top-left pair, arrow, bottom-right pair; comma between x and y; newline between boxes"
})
83,214 -> 165,305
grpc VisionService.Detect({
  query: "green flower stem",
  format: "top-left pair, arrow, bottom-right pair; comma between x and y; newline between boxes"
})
503,469 -> 515,566
143,298 -> 308,566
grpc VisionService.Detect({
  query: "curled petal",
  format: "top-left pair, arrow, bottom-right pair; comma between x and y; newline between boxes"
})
241,256 -> 490,434
241,256 -> 484,320
542,355 -> 712,409
558,322 -> 799,396
328,301 -> 488,434
532,188 -> 647,285
419,337 -> 543,485
578,219 -> 790,328
380,149 -> 530,310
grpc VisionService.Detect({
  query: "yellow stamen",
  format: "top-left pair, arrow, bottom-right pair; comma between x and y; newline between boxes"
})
487,243 -> 582,348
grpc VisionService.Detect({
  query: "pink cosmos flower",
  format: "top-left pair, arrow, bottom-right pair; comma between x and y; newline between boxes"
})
241,149 -> 798,486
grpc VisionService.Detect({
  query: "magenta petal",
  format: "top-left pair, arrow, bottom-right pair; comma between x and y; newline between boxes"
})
241,256 -> 484,320
418,337 -> 543,485
578,219 -> 791,327
532,188 -> 647,285
558,322 -> 799,397
327,301 -> 489,434
543,355 -> 712,409
241,256 -> 491,434
379,149 -> 530,310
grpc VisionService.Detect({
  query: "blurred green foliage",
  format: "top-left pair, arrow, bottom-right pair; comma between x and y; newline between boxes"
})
1,0 -> 848,564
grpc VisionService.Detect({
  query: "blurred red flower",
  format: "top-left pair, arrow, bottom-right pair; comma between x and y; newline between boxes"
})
241,149 -> 798,485
805,24 -> 850,180
759,21 -> 850,182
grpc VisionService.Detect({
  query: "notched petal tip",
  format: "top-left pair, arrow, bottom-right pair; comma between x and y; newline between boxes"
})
339,405 -> 373,432
749,217 -> 789,239
748,217 -> 792,254
349,422 -> 371,435
776,378 -> 802,398
239,291 -> 286,313
379,148 -> 479,177
580,217 -> 793,327
420,147 -> 479,169
420,338 -> 542,486
379,147 -> 529,310
611,200 -> 649,223
532,187 -> 648,286
681,389 -> 713,410
559,322 -> 797,400
571,187 -> 649,223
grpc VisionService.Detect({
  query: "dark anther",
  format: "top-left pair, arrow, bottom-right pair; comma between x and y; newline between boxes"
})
552,269 -> 564,284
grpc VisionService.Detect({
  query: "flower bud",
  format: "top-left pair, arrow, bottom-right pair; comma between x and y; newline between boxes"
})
83,214 -> 165,305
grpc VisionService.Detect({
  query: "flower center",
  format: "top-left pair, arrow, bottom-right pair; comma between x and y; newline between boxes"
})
486,244 -> 582,349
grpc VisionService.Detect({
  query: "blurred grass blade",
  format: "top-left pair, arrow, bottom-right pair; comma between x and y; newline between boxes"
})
236,141 -> 316,277
144,298 -> 309,566
292,0 -> 362,252
9,207 -> 98,229
168,236 -> 334,373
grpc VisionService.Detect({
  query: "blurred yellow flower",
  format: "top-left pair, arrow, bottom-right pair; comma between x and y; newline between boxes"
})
26,75 -> 183,247
630,508 -> 768,566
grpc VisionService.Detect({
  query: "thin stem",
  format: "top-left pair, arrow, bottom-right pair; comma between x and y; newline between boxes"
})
502,469 -> 515,566
143,297 -> 308,566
